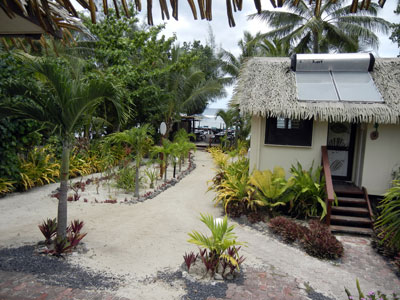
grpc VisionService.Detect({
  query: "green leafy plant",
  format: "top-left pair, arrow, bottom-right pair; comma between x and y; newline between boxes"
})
18,146 -> 60,190
144,167 -> 158,189
248,167 -> 293,212
38,218 -> 57,244
187,214 -> 245,275
114,166 -> 136,192
0,178 -> 15,195
345,279 -> 399,300
289,162 -> 327,219
375,180 -> 400,249
300,219 -> 343,259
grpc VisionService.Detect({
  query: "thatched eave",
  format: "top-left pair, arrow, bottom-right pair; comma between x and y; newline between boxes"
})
235,57 -> 400,125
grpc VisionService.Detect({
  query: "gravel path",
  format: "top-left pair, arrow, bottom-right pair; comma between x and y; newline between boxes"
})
0,150 -> 399,300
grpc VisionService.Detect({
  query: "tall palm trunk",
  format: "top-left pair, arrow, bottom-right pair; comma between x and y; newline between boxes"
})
312,29 -> 320,53
134,159 -> 140,197
57,140 -> 70,238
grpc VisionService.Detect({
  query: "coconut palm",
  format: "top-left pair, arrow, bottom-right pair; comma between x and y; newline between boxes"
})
0,56 -> 122,238
106,124 -> 154,197
249,0 -> 391,53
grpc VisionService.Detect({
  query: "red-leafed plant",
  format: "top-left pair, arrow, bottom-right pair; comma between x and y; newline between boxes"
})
269,216 -> 307,243
65,219 -> 87,251
183,251 -> 197,272
53,236 -> 71,256
38,218 -> 57,244
301,219 -> 343,259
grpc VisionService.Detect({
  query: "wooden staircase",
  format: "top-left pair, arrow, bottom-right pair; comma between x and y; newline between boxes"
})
330,186 -> 374,235
321,146 -> 374,236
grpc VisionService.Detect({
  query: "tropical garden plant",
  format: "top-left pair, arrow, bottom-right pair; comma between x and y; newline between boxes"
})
345,279 -> 399,300
288,162 -> 327,219
106,125 -> 154,197
0,55 -> 123,238
248,167 -> 293,212
375,180 -> 400,249
187,214 -> 245,275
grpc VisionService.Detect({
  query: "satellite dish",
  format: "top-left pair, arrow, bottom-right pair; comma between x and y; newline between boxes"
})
160,122 -> 167,136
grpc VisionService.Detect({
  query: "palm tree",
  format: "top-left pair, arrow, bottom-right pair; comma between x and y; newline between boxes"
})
162,56 -> 225,137
106,124 -> 154,197
0,56 -> 122,238
249,0 -> 391,53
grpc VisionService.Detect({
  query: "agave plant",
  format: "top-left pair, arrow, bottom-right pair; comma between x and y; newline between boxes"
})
187,214 -> 245,273
248,167 -> 293,211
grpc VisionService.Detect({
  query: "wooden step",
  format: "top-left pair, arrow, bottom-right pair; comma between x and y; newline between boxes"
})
331,215 -> 372,226
330,225 -> 373,236
337,197 -> 367,206
331,206 -> 369,216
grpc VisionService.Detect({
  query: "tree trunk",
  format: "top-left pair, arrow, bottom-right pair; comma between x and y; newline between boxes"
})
164,155 -> 168,182
312,30 -> 319,53
57,140 -> 70,239
134,163 -> 140,198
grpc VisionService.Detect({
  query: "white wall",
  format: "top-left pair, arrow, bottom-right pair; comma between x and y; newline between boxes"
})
249,116 -> 328,176
362,124 -> 400,195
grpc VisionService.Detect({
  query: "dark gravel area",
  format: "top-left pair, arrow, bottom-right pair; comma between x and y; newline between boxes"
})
0,245 -> 122,290
154,268 -> 245,300
305,283 -> 336,300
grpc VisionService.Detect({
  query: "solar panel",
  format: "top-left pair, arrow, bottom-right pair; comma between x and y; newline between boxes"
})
332,72 -> 383,102
296,72 -> 339,101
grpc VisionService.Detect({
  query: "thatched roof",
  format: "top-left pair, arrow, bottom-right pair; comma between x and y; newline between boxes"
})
235,57 -> 400,124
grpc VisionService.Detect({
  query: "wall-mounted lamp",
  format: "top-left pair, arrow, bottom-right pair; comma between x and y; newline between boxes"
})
370,123 -> 379,140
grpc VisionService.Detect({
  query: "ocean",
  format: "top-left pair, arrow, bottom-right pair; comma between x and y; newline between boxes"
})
198,108 -> 227,129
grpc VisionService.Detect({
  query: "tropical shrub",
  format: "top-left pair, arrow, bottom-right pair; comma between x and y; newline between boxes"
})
268,216 -> 307,244
300,220 -> 343,259
144,167 -> 158,189
248,167 -> 293,212
212,158 -> 251,216
288,162 -> 327,219
345,279 -> 399,300
114,166 -> 136,192
18,146 -> 60,190
0,178 -> 15,195
187,214 -> 245,275
38,218 -> 57,244
183,251 -> 197,272
375,180 -> 400,249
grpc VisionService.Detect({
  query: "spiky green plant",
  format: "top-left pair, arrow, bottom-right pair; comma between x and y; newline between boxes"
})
188,214 -> 245,271
289,162 -> 327,219
375,180 -> 400,249
248,167 -> 293,211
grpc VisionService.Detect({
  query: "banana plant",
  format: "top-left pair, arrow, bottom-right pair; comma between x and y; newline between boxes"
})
248,167 -> 293,211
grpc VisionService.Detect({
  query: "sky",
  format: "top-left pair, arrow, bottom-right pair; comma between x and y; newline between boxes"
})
76,0 -> 399,109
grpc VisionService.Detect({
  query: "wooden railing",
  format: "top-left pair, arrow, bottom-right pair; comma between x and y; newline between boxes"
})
321,146 -> 335,226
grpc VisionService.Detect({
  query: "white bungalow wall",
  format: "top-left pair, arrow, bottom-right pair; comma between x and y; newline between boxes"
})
249,116 -> 328,176
361,123 -> 400,195
250,116 -> 400,196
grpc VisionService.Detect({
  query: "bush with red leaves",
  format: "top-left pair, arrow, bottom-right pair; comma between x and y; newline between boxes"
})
301,219 -> 343,259
269,216 -> 307,243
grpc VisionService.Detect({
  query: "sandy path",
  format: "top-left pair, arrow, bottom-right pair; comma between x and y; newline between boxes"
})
1,150 -> 399,299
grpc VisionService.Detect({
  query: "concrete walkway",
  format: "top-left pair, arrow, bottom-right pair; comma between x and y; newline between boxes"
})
0,150 -> 399,299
